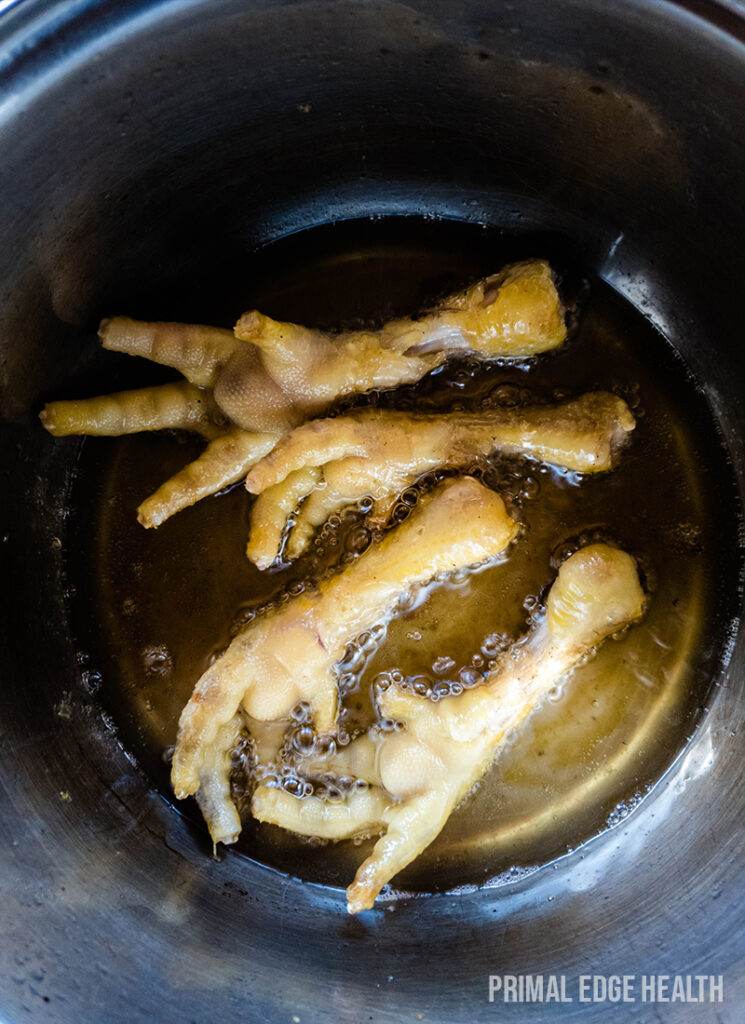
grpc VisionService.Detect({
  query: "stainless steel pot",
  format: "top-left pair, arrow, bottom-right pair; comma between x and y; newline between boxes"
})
1,1 -> 744,1021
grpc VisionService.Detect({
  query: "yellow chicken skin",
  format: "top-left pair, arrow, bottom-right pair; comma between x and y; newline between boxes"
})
252,544 -> 646,913
244,392 -> 635,568
194,715 -> 245,847
171,477 -> 518,833
39,259 -> 565,529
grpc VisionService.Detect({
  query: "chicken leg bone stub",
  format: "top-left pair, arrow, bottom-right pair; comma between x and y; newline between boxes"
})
252,543 -> 646,913
39,259 -> 565,528
244,391 -> 635,568
170,476 -> 518,839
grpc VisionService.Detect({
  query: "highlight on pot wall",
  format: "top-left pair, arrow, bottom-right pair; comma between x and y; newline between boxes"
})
1,1 -> 744,1021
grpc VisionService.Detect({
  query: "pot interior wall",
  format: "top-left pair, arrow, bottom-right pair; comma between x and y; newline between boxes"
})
1,1 -> 744,1022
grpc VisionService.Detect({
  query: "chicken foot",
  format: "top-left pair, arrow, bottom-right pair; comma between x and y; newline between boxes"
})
233,259 -> 566,417
244,392 -> 635,567
171,477 -> 518,833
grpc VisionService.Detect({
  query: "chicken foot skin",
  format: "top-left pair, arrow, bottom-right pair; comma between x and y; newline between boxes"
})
40,259 -> 565,528
233,259 -> 566,417
243,392 -> 635,567
194,714 -> 246,847
253,543 -> 646,912
171,477 -> 518,827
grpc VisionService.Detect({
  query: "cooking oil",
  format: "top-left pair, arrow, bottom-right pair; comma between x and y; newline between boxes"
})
66,217 -> 739,896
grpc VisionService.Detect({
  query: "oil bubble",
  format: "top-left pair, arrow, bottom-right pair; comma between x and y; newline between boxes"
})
142,644 -> 173,677
489,383 -> 522,406
339,643 -> 363,672
81,669 -> 103,694
316,736 -> 336,757
345,525 -> 371,555
291,701 -> 311,722
374,671 -> 391,691
233,605 -> 256,627
339,672 -> 357,694
482,633 -> 509,659
459,667 -> 481,687
293,727 -> 316,755
432,655 -> 456,675
412,676 -> 430,695
208,645 -> 227,667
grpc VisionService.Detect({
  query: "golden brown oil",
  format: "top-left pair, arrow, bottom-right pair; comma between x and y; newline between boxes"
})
67,218 -> 737,896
